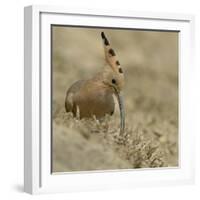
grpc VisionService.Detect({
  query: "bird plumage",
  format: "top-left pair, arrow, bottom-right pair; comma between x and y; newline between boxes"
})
65,77 -> 115,118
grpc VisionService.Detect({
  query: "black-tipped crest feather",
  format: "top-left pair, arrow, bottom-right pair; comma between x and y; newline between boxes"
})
101,32 -> 109,45
108,48 -> 116,56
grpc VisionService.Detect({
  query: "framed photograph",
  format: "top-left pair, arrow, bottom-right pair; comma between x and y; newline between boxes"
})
24,5 -> 195,194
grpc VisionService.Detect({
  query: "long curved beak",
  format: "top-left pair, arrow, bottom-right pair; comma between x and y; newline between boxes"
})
114,91 -> 125,134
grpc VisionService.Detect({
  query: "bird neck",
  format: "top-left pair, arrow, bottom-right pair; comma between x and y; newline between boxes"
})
90,72 -> 114,92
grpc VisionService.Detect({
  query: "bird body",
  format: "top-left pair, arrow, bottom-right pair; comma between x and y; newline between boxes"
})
65,77 -> 115,118
65,32 -> 125,133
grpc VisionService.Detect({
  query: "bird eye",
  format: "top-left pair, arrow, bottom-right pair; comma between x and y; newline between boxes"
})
112,79 -> 116,84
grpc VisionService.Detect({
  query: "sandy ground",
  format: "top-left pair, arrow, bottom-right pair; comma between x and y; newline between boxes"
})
52,26 -> 178,172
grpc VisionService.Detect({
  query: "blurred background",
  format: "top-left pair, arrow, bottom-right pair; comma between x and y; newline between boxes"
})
52,26 -> 178,172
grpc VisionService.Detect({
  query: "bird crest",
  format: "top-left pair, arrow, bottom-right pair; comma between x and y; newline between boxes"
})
100,32 -> 125,93
101,32 -> 124,74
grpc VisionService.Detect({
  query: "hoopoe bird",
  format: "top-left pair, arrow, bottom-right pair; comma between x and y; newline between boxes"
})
65,32 -> 125,134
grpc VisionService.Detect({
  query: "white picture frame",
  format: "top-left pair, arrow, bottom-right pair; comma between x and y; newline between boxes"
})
24,5 -> 195,194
